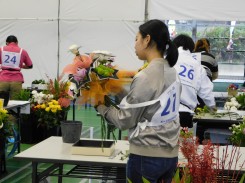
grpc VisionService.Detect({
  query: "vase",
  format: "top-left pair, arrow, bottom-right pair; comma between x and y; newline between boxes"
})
61,121 -> 82,143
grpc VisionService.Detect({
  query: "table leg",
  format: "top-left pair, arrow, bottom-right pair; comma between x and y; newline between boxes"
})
58,164 -> 63,183
32,162 -> 38,183
17,107 -> 21,153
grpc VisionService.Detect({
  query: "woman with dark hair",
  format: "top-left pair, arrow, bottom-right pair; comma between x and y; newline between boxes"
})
173,34 -> 216,128
194,38 -> 218,81
95,19 -> 180,183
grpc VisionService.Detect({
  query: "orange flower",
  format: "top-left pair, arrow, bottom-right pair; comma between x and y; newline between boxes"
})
58,97 -> 71,108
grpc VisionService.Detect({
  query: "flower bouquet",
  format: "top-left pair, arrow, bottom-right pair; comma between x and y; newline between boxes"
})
62,45 -> 135,106
31,78 -> 71,129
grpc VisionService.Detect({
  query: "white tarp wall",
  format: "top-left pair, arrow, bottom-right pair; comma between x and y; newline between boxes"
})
0,0 -> 244,87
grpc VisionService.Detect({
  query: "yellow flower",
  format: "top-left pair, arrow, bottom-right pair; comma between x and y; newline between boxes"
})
41,104 -> 46,109
51,108 -> 57,113
0,109 -> 8,114
51,100 -> 59,105
45,107 -> 50,112
48,102 -> 53,106
0,100 -> 3,108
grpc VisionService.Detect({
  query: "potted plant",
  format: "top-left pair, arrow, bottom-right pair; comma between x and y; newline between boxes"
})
227,83 -> 239,97
31,79 -> 47,90
47,77 -> 82,143
30,77 -> 75,142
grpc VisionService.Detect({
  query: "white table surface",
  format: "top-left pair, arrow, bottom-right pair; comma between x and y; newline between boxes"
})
15,137 -> 245,171
5,100 -> 30,114
15,137 -> 129,165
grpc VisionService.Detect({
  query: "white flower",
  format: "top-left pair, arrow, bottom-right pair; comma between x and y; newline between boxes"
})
230,97 -> 237,102
32,90 -> 38,94
230,106 -> 238,111
69,44 -> 81,55
224,105 -> 230,110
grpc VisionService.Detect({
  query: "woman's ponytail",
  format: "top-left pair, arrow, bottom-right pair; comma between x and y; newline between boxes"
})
165,40 -> 178,67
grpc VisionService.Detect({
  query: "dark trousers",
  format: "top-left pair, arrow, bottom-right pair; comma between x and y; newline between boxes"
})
179,112 -> 193,128
127,154 -> 178,183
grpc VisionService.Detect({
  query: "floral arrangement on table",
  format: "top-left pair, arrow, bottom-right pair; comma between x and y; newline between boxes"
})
229,116 -> 245,147
0,107 -> 14,139
227,83 -> 239,96
172,135 -> 245,183
31,78 -> 71,129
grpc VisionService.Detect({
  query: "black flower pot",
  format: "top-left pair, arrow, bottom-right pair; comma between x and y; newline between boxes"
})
0,91 -> 9,107
61,121 -> 82,143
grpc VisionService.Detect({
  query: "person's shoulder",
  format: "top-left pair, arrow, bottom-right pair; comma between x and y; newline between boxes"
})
21,48 -> 30,55
201,52 -> 215,59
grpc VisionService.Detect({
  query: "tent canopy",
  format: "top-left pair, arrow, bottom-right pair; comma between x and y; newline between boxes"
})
0,0 -> 243,87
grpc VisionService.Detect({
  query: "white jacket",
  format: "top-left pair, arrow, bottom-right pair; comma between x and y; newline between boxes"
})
174,47 -> 215,113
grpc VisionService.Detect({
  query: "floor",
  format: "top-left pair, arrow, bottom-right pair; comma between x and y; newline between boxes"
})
0,106 -> 125,183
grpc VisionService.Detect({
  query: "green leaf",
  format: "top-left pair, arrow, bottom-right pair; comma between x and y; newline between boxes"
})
127,177 -> 133,183
142,177 -> 151,183
239,173 -> 245,183
173,168 -> 180,183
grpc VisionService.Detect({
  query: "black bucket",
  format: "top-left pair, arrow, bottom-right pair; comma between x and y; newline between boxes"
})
61,121 -> 82,143
0,91 -> 10,107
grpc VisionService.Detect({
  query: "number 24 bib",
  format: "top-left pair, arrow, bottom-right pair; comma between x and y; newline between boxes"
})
1,48 -> 22,69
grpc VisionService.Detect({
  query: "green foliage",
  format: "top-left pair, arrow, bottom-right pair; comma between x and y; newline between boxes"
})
12,89 -> 31,101
172,167 -> 191,183
127,176 -> 153,183
239,173 -> 245,183
32,79 -> 46,84
127,178 -> 132,183
229,120 -> 245,146
142,177 -> 151,183
236,93 -> 245,110
94,64 -> 114,77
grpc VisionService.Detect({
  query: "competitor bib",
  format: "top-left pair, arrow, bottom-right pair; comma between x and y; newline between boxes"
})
1,48 -> 22,69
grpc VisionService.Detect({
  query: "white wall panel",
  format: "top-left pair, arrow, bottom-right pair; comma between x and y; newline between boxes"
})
149,0 -> 245,21
59,20 -> 143,74
0,0 -> 58,19
60,0 -> 145,21
0,20 -> 58,88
